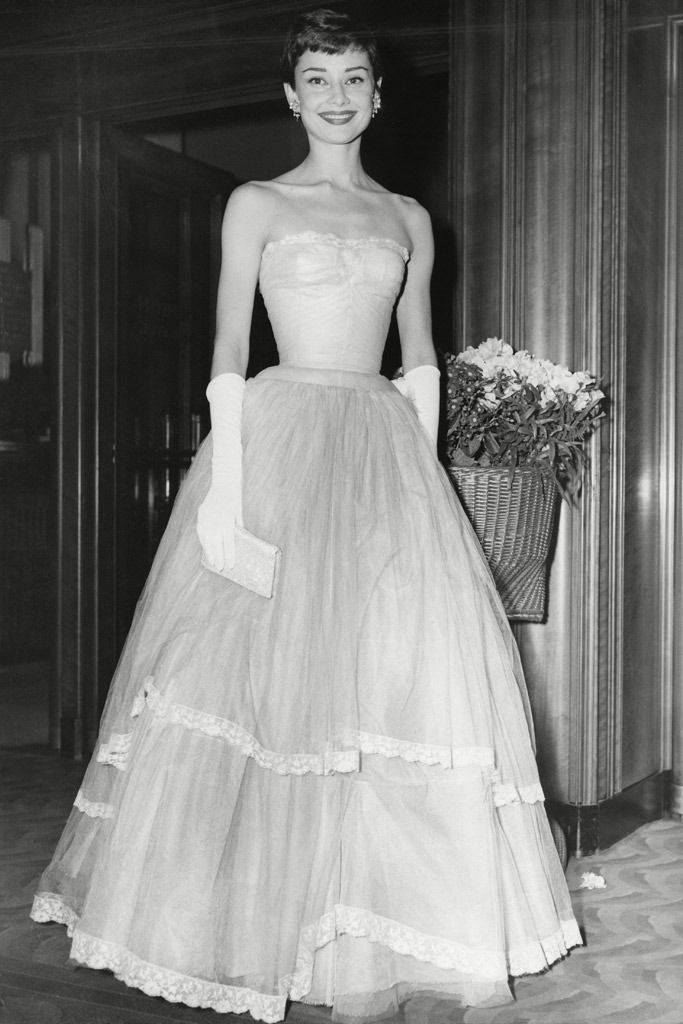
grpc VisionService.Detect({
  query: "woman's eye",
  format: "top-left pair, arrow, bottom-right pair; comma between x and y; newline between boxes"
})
347,76 -> 365,85
306,77 -> 326,86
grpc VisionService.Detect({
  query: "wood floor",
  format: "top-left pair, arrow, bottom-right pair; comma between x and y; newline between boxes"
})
1,748 -> 682,1024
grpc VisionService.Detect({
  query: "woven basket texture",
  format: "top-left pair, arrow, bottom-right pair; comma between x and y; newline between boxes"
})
449,465 -> 559,622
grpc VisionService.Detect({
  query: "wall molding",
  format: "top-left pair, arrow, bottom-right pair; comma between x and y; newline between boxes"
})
569,0 -> 627,806
501,0 -> 527,346
667,16 -> 683,815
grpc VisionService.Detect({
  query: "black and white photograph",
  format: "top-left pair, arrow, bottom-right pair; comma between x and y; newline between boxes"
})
0,2 -> 682,1022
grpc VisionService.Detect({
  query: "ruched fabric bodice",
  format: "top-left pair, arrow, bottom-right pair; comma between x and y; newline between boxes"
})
259,231 -> 410,374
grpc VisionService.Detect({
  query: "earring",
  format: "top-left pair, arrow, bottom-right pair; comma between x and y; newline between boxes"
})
290,101 -> 301,120
372,93 -> 381,118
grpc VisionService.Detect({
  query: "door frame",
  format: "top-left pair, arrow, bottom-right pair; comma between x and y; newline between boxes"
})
51,119 -> 234,756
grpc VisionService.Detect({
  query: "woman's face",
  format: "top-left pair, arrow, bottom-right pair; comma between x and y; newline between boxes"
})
284,48 -> 379,145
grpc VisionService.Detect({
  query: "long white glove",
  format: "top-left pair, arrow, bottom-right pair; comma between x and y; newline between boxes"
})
196,372 -> 245,570
392,364 -> 440,449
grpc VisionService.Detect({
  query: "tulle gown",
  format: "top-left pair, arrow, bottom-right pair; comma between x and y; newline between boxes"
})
31,231 -> 581,1022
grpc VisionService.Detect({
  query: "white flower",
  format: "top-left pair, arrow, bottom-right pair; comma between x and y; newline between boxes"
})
458,337 -> 512,371
523,361 -> 552,389
579,871 -> 606,890
479,337 -> 512,360
458,348 -> 483,367
454,338 -> 601,416
574,387 -> 605,412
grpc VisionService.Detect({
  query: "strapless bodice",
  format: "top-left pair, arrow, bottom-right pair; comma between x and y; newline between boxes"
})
259,232 -> 409,374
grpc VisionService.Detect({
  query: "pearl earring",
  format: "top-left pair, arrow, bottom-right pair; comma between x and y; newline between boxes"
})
372,93 -> 381,118
290,101 -> 300,120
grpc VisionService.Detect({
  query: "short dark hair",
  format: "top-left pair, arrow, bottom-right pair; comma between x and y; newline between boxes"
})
280,8 -> 382,87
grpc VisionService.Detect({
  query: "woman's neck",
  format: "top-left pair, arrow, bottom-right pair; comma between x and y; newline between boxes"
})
294,137 -> 369,190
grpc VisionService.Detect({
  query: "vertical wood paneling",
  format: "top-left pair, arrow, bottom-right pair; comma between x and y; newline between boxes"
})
515,0 -> 585,803
599,7 -> 627,803
451,0 -> 507,344
49,129 -> 64,751
95,129 -> 118,742
543,0 -> 624,811
450,1 -> 627,820
623,18 -> 670,789
92,130 -> 234,722
675,15 -> 683,816
54,118 -> 84,757
52,116 -> 100,757
501,0 -> 527,345
674,12 -> 683,817
83,119 -> 101,753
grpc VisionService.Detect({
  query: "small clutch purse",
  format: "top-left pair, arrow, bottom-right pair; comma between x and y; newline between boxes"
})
201,525 -> 281,599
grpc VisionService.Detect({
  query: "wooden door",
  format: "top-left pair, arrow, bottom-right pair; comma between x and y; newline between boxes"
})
96,128 -> 235,727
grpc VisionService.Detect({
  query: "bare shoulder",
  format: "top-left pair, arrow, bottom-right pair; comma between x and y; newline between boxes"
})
221,181 -> 281,251
374,188 -> 433,251
392,194 -> 433,250
223,181 -> 277,224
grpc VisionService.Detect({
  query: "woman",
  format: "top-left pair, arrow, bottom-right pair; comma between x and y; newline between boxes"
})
32,9 -> 581,1022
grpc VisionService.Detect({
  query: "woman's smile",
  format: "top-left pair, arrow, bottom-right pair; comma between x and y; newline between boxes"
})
318,111 -> 356,124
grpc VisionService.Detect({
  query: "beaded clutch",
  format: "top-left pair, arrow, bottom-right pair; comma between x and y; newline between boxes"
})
201,525 -> 281,599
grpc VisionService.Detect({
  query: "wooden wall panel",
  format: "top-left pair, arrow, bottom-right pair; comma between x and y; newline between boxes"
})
51,117 -> 101,757
623,19 -> 669,789
514,1 -> 588,804
675,21 -> 683,822
47,123 -> 234,756
623,2 -> 683,821
450,1 -> 627,828
451,0 -> 506,343
522,0 -> 626,811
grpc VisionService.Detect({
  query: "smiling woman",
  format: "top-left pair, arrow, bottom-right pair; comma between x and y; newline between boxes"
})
286,60 -> 376,145
285,58 -> 379,144
280,8 -> 381,146
31,7 -> 581,1023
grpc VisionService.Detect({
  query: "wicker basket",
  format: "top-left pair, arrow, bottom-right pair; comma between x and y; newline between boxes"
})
449,465 -> 559,622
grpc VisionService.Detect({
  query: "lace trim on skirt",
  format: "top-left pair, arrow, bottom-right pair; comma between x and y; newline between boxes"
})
88,680 -> 544,807
491,773 -> 546,807
69,928 -> 286,1023
30,892 -> 582,1022
140,680 -> 360,776
96,732 -> 132,770
31,892 -> 79,936
102,678 -> 513,781
346,728 -> 495,770
289,905 -> 581,990
73,789 -> 114,819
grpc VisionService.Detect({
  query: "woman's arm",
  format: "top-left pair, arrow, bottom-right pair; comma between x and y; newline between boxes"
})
396,202 -> 438,372
197,184 -> 270,570
210,182 -> 271,378
393,203 -> 440,449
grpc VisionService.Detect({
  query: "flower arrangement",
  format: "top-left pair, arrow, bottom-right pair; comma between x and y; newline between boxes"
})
445,338 -> 605,496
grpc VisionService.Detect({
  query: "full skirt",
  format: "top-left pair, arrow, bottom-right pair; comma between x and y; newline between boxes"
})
31,366 -> 581,1022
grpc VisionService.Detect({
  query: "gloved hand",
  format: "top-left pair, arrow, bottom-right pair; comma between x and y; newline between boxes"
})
392,364 -> 440,449
196,372 -> 245,570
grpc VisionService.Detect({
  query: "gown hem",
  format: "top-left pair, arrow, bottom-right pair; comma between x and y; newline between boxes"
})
31,891 -> 582,1023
